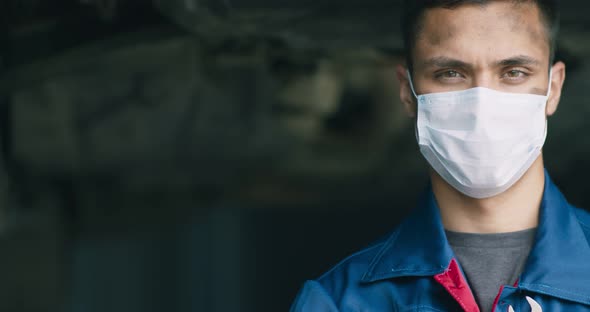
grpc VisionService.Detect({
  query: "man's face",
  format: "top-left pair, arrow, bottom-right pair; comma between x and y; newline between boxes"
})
398,1 -> 566,117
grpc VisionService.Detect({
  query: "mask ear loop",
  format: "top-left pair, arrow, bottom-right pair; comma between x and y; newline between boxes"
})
546,69 -> 553,98
406,70 -> 422,143
541,69 -> 553,145
406,70 -> 419,99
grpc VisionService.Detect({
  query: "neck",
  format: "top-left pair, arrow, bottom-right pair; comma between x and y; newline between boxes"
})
433,156 -> 545,234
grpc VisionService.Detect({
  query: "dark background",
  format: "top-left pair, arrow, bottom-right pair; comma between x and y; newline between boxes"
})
1,1 -> 589,311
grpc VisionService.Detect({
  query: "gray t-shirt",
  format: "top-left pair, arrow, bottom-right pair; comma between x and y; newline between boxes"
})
445,228 -> 536,312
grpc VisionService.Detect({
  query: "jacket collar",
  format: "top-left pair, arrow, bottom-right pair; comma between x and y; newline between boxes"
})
361,170 -> 590,305
519,172 -> 590,305
361,186 -> 454,282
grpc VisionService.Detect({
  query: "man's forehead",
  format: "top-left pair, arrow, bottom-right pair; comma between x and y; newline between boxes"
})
408,1 -> 552,70
415,1 -> 549,53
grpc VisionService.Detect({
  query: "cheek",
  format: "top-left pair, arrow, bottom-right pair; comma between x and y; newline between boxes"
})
530,87 -> 546,96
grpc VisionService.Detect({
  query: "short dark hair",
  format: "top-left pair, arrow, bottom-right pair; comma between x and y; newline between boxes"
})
401,0 -> 560,70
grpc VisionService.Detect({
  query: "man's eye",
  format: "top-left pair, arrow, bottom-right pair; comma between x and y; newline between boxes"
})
442,70 -> 461,78
504,70 -> 527,79
435,70 -> 463,80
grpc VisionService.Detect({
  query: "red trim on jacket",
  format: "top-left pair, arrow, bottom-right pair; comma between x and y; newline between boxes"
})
491,279 -> 519,311
491,285 -> 505,312
434,258 -> 480,312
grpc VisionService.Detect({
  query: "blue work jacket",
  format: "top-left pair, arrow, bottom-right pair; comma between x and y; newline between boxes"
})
291,171 -> 590,311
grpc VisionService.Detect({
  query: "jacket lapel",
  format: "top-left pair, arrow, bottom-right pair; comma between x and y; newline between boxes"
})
518,172 -> 590,305
361,188 -> 454,282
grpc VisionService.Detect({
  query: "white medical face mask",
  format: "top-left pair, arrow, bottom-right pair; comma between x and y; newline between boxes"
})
408,70 -> 552,198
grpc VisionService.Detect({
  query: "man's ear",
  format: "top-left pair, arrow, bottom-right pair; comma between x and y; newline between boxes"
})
396,64 -> 417,118
546,61 -> 566,117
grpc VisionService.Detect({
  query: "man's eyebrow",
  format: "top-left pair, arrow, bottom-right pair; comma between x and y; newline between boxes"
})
495,55 -> 541,67
421,56 -> 473,70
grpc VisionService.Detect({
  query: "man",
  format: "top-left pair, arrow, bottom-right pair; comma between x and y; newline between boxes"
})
290,1 -> 590,311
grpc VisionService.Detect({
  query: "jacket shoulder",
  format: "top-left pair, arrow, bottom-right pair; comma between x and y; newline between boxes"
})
573,205 -> 590,244
291,227 -> 404,311
314,229 -> 398,300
